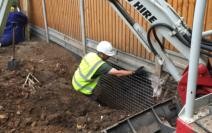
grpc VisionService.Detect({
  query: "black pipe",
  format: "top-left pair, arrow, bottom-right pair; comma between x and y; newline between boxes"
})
147,23 -> 212,57
109,0 -> 135,26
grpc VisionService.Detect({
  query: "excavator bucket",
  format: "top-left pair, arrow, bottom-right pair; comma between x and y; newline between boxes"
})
102,97 -> 181,133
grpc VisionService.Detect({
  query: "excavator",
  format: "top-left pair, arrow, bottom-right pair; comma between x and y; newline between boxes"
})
102,0 -> 212,132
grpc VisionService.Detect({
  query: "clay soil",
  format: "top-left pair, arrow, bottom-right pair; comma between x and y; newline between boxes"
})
0,40 -> 130,133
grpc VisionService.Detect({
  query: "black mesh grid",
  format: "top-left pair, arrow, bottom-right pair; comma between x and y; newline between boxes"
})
96,64 -> 156,113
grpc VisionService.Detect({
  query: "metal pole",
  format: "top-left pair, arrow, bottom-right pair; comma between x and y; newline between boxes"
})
12,25 -> 16,60
80,0 -> 86,54
42,0 -> 49,43
202,30 -> 212,37
184,0 -> 206,121
23,0 -> 30,40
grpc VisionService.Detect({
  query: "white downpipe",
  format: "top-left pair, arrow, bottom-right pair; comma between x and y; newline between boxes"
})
183,0 -> 206,121
42,0 -> 49,43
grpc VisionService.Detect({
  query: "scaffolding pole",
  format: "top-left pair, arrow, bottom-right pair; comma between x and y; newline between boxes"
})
183,0 -> 207,122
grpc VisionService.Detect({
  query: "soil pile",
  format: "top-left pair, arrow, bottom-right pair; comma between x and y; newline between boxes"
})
0,41 -> 129,132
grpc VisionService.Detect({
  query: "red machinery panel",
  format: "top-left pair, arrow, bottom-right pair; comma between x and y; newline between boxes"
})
178,64 -> 212,105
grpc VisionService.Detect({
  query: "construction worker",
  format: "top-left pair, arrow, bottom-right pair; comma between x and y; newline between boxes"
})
72,41 -> 144,100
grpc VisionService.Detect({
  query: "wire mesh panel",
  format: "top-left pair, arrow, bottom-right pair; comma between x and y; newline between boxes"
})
96,64 -> 155,113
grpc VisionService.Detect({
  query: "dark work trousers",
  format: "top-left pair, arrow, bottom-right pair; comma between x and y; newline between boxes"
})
85,94 -> 98,101
84,93 -> 106,106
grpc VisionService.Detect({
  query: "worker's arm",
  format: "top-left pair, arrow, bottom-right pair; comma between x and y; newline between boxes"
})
108,68 -> 133,77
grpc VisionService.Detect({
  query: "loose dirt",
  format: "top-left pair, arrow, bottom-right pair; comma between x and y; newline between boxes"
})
0,40 -> 130,133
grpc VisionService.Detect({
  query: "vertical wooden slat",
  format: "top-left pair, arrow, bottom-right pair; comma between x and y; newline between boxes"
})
71,0 -> 75,38
19,0 -> 23,8
78,1 -> 82,41
75,0 -> 79,39
205,0 -> 212,32
98,0 -> 102,41
93,0 -> 97,40
88,0 -> 91,38
60,0 -> 63,32
108,2 -> 112,43
187,0 -> 195,27
90,0 -> 94,40
103,0 -> 107,40
129,4 -> 135,54
177,0 -> 183,16
203,0 -> 209,32
104,1 -> 108,41
67,0 -> 72,37
85,0 -> 89,38
71,0 -> 74,38
135,11 -> 141,57
122,0 -> 128,53
63,0 -> 68,35
57,0 -> 61,31
94,0 -> 98,41
114,5 -> 118,48
54,0 -> 58,31
76,0 -> 80,40
119,0 -> 123,50
74,0 -> 79,40
50,0 -> 54,29
111,2 -> 115,48
205,0 -> 212,39
135,6 -> 144,58
182,0 -> 189,25
123,0 -> 127,52
105,1 -> 110,41
118,0 -> 122,50
91,0 -> 94,40
99,0 -> 102,41
104,0 -> 107,40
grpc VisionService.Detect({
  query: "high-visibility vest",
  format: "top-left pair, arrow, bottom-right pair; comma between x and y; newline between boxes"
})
72,52 -> 105,95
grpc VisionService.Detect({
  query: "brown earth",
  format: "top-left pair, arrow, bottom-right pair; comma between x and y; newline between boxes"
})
0,40 -> 130,133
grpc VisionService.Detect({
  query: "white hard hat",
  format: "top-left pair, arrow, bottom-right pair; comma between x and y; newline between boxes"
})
96,41 -> 116,56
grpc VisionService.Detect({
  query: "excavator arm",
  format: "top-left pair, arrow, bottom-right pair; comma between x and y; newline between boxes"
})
103,1 -> 212,132
107,0 -> 211,82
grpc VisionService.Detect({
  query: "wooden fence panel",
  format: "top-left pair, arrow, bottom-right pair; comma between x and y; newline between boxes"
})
45,0 -> 81,41
20,0 -> 211,60
20,0 -> 81,41
205,0 -> 212,39
28,0 -> 44,28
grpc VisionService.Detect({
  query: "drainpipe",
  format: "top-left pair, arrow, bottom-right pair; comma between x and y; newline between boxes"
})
183,0 -> 206,122
80,0 -> 86,55
202,30 -> 212,37
42,0 -> 49,43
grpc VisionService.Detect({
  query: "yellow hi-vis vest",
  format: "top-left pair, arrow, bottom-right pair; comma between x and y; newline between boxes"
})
72,52 -> 105,95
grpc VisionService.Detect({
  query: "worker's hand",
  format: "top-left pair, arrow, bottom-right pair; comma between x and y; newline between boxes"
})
133,66 -> 146,76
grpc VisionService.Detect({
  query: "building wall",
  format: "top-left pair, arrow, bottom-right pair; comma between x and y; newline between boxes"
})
20,0 -> 212,62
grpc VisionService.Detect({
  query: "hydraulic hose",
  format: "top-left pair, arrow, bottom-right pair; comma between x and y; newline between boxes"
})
147,23 -> 212,57
109,0 -> 135,26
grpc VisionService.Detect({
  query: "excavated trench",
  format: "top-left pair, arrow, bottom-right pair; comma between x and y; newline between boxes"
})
97,64 -> 178,113
97,64 -> 154,113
